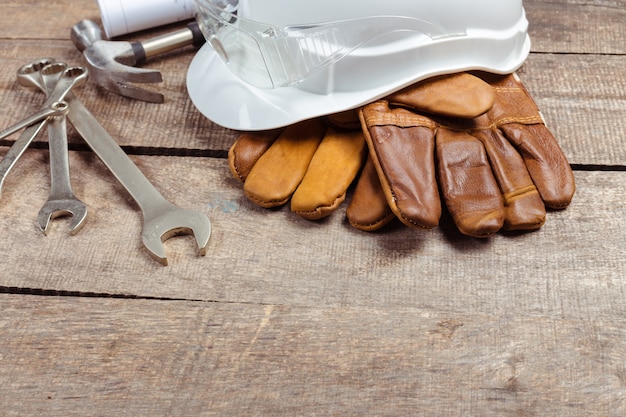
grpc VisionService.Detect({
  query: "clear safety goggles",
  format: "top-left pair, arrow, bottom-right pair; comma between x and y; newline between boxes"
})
194,0 -> 458,89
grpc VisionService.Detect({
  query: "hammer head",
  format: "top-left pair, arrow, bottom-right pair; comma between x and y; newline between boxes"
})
71,20 -> 164,103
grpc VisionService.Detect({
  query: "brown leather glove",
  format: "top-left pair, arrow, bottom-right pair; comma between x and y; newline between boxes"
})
228,112 -> 367,220
352,72 -> 576,237
346,155 -> 395,231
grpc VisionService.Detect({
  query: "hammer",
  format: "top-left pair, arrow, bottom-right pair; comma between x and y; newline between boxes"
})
71,19 -> 205,103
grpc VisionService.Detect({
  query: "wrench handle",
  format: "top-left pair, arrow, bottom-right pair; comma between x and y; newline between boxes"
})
0,121 -> 48,198
64,93 -> 172,217
47,115 -> 75,198
0,105 -> 62,141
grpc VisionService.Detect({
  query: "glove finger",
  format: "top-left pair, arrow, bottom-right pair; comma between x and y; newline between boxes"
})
291,127 -> 367,220
473,128 -> 547,231
436,128 -> 504,237
346,156 -> 395,231
360,101 -> 441,230
228,129 -> 282,182
244,119 -> 326,208
386,72 -> 495,119
477,72 -> 576,210
500,123 -> 576,209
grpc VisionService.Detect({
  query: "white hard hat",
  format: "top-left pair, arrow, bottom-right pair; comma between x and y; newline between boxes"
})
187,0 -> 530,130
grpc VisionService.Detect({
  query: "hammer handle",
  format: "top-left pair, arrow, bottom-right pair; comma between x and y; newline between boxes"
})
131,21 -> 205,64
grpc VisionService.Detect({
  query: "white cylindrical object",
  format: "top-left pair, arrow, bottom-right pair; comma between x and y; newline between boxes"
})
97,0 -> 196,38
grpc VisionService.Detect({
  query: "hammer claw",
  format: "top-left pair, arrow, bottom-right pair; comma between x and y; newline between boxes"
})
108,65 -> 163,84
101,79 -> 165,103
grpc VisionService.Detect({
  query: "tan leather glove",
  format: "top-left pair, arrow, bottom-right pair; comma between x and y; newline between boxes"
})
352,72 -> 576,237
228,112 -> 367,220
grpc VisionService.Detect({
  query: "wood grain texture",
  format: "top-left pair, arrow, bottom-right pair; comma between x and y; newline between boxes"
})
517,54 -> 626,166
0,0 -> 624,415
0,150 -> 623,321
526,0 -> 626,54
0,1 -> 100,40
1,294 -> 625,417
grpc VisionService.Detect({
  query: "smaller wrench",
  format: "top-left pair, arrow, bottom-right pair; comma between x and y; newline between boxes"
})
37,112 -> 88,235
34,63 -> 89,235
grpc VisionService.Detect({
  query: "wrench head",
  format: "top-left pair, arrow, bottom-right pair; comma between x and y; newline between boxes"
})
42,66 -> 88,106
38,200 -> 89,236
141,207 -> 212,266
16,58 -> 56,87
17,59 -> 66,95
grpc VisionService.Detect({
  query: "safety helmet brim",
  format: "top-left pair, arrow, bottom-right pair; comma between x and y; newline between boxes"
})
187,38 -> 529,130
187,0 -> 531,130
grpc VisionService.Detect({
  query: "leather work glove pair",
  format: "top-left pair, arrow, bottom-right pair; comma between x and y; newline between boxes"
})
228,72 -> 575,238
227,74 -> 488,223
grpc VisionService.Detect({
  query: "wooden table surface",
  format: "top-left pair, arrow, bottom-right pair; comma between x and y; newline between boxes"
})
1,0 -> 625,415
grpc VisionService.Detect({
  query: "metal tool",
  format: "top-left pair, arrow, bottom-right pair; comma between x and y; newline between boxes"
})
0,59 -> 83,199
36,64 -> 88,110
19,59 -> 211,264
0,102 -> 68,141
0,108 -> 64,199
34,63 -> 89,235
71,19 -> 205,103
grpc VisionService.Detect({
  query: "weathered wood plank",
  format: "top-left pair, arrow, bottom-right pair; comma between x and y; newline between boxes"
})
518,53 -> 626,166
0,1 -> 100,40
526,0 -> 626,54
1,294 -> 625,417
0,0 -> 624,415
0,150 -> 623,320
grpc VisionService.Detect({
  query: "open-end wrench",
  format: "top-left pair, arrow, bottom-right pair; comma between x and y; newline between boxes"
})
19,59 -> 211,264
37,112 -> 88,235
34,63 -> 89,235
69,94 -> 211,264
